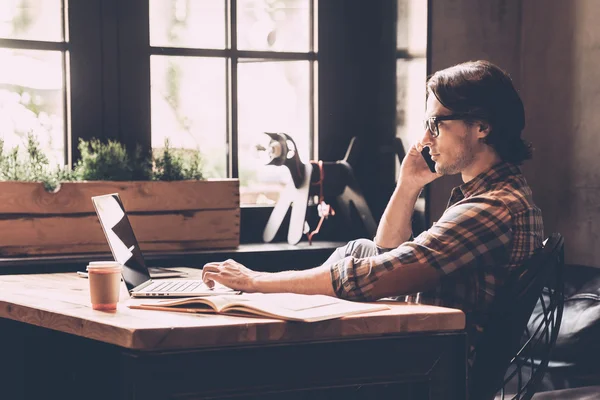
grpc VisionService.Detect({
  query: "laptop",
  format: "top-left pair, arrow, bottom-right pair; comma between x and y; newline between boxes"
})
91,193 -> 238,298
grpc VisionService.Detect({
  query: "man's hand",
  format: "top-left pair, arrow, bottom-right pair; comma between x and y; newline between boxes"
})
398,143 -> 441,189
202,259 -> 264,292
202,261 -> 336,296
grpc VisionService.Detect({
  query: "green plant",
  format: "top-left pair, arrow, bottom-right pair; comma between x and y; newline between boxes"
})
25,133 -> 50,180
75,137 -> 204,181
153,138 -> 204,181
75,138 -> 138,181
0,133 -> 70,191
0,137 -> 23,181
0,135 -> 205,190
184,150 -> 204,180
132,144 -> 153,181
152,138 -> 185,181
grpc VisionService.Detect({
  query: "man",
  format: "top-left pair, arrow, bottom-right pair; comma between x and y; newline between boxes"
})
202,60 -> 543,369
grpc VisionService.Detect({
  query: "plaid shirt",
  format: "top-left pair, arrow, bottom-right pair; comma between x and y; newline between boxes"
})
330,161 -> 544,365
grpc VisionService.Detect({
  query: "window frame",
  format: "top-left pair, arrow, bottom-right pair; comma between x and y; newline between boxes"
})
119,0 -> 318,178
0,0 -> 70,164
0,0 -> 130,165
116,0 -> 321,242
395,0 -> 432,228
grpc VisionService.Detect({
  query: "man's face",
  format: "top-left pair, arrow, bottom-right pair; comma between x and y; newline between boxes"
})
421,94 -> 482,175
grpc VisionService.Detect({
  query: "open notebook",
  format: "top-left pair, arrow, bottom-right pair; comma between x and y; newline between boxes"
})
127,293 -> 389,323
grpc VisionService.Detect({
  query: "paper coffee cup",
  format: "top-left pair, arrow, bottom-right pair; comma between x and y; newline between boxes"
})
87,261 -> 122,311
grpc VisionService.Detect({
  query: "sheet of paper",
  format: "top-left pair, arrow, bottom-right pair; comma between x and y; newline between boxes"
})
242,293 -> 341,311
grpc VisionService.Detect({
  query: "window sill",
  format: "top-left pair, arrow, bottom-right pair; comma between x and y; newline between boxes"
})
0,240 -> 347,275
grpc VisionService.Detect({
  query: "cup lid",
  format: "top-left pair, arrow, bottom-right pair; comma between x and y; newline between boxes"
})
88,261 -> 119,265
86,261 -> 122,271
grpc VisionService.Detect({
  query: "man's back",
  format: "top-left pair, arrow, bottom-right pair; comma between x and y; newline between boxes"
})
418,161 -> 544,367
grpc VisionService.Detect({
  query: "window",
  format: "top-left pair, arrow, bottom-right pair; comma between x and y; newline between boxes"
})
396,0 -> 428,151
395,0 -> 428,229
0,0 -> 68,166
0,1 -> 427,244
148,0 -> 317,205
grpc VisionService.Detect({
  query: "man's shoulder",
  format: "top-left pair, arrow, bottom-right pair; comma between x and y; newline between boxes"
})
448,174 -> 536,213
480,173 -> 539,215
443,196 -> 510,226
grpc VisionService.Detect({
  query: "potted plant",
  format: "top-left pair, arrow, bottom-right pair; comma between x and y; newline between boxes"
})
0,135 -> 239,256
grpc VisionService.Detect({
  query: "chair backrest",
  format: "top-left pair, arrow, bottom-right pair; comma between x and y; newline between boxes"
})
469,233 -> 565,400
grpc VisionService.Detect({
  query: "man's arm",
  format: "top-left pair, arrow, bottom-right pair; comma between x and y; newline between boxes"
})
203,196 -> 513,302
374,144 -> 440,249
202,258 -> 438,300
330,199 -> 513,301
254,265 -> 336,296
257,261 -> 440,300
202,260 -> 336,296
374,181 -> 422,249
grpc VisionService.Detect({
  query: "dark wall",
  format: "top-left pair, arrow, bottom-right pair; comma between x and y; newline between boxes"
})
520,0 -> 599,267
319,0 -> 398,222
428,0 -> 600,267
427,0 -> 524,223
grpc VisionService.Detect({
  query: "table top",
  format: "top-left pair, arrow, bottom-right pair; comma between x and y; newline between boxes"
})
0,269 -> 465,351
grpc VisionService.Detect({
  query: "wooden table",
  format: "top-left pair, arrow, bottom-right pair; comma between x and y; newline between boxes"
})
0,270 -> 467,400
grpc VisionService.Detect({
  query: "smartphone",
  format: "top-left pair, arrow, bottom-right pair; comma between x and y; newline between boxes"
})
421,147 -> 437,173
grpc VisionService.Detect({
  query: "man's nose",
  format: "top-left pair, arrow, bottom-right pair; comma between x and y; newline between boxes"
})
420,127 -> 434,147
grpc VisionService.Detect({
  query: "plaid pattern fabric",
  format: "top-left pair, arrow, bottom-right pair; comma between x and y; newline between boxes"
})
329,161 -> 544,365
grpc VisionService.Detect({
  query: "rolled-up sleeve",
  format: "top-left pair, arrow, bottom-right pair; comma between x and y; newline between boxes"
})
330,197 -> 513,301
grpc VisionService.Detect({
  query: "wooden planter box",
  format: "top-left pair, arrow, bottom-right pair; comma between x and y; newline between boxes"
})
0,180 -> 240,256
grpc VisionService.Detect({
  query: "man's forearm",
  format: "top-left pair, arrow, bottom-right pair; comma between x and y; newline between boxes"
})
374,179 -> 422,249
253,264 -> 336,296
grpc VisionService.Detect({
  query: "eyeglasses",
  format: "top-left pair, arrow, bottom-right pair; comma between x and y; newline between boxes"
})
423,114 -> 473,138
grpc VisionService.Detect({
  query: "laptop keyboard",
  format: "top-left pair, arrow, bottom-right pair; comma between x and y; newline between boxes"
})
147,280 -> 207,293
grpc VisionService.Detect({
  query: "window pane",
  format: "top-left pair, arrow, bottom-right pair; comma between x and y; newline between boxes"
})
0,0 -> 63,42
396,58 -> 426,146
0,48 -> 65,166
397,0 -> 427,55
237,0 -> 310,52
149,0 -> 226,49
237,60 -> 311,205
150,55 -> 227,178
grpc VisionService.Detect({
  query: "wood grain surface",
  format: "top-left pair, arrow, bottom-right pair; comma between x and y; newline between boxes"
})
0,180 -> 239,214
0,209 -> 239,251
0,180 -> 240,256
0,269 -> 465,351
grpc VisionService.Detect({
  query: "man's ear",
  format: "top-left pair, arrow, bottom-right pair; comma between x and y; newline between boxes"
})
477,122 -> 490,140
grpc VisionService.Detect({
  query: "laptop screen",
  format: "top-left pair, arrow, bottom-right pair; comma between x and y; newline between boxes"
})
91,194 -> 151,291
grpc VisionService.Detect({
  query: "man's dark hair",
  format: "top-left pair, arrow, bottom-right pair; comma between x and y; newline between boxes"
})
426,60 -> 532,164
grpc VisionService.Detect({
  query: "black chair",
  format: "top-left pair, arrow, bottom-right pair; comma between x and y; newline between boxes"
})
532,385 -> 600,399
469,233 -> 565,400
